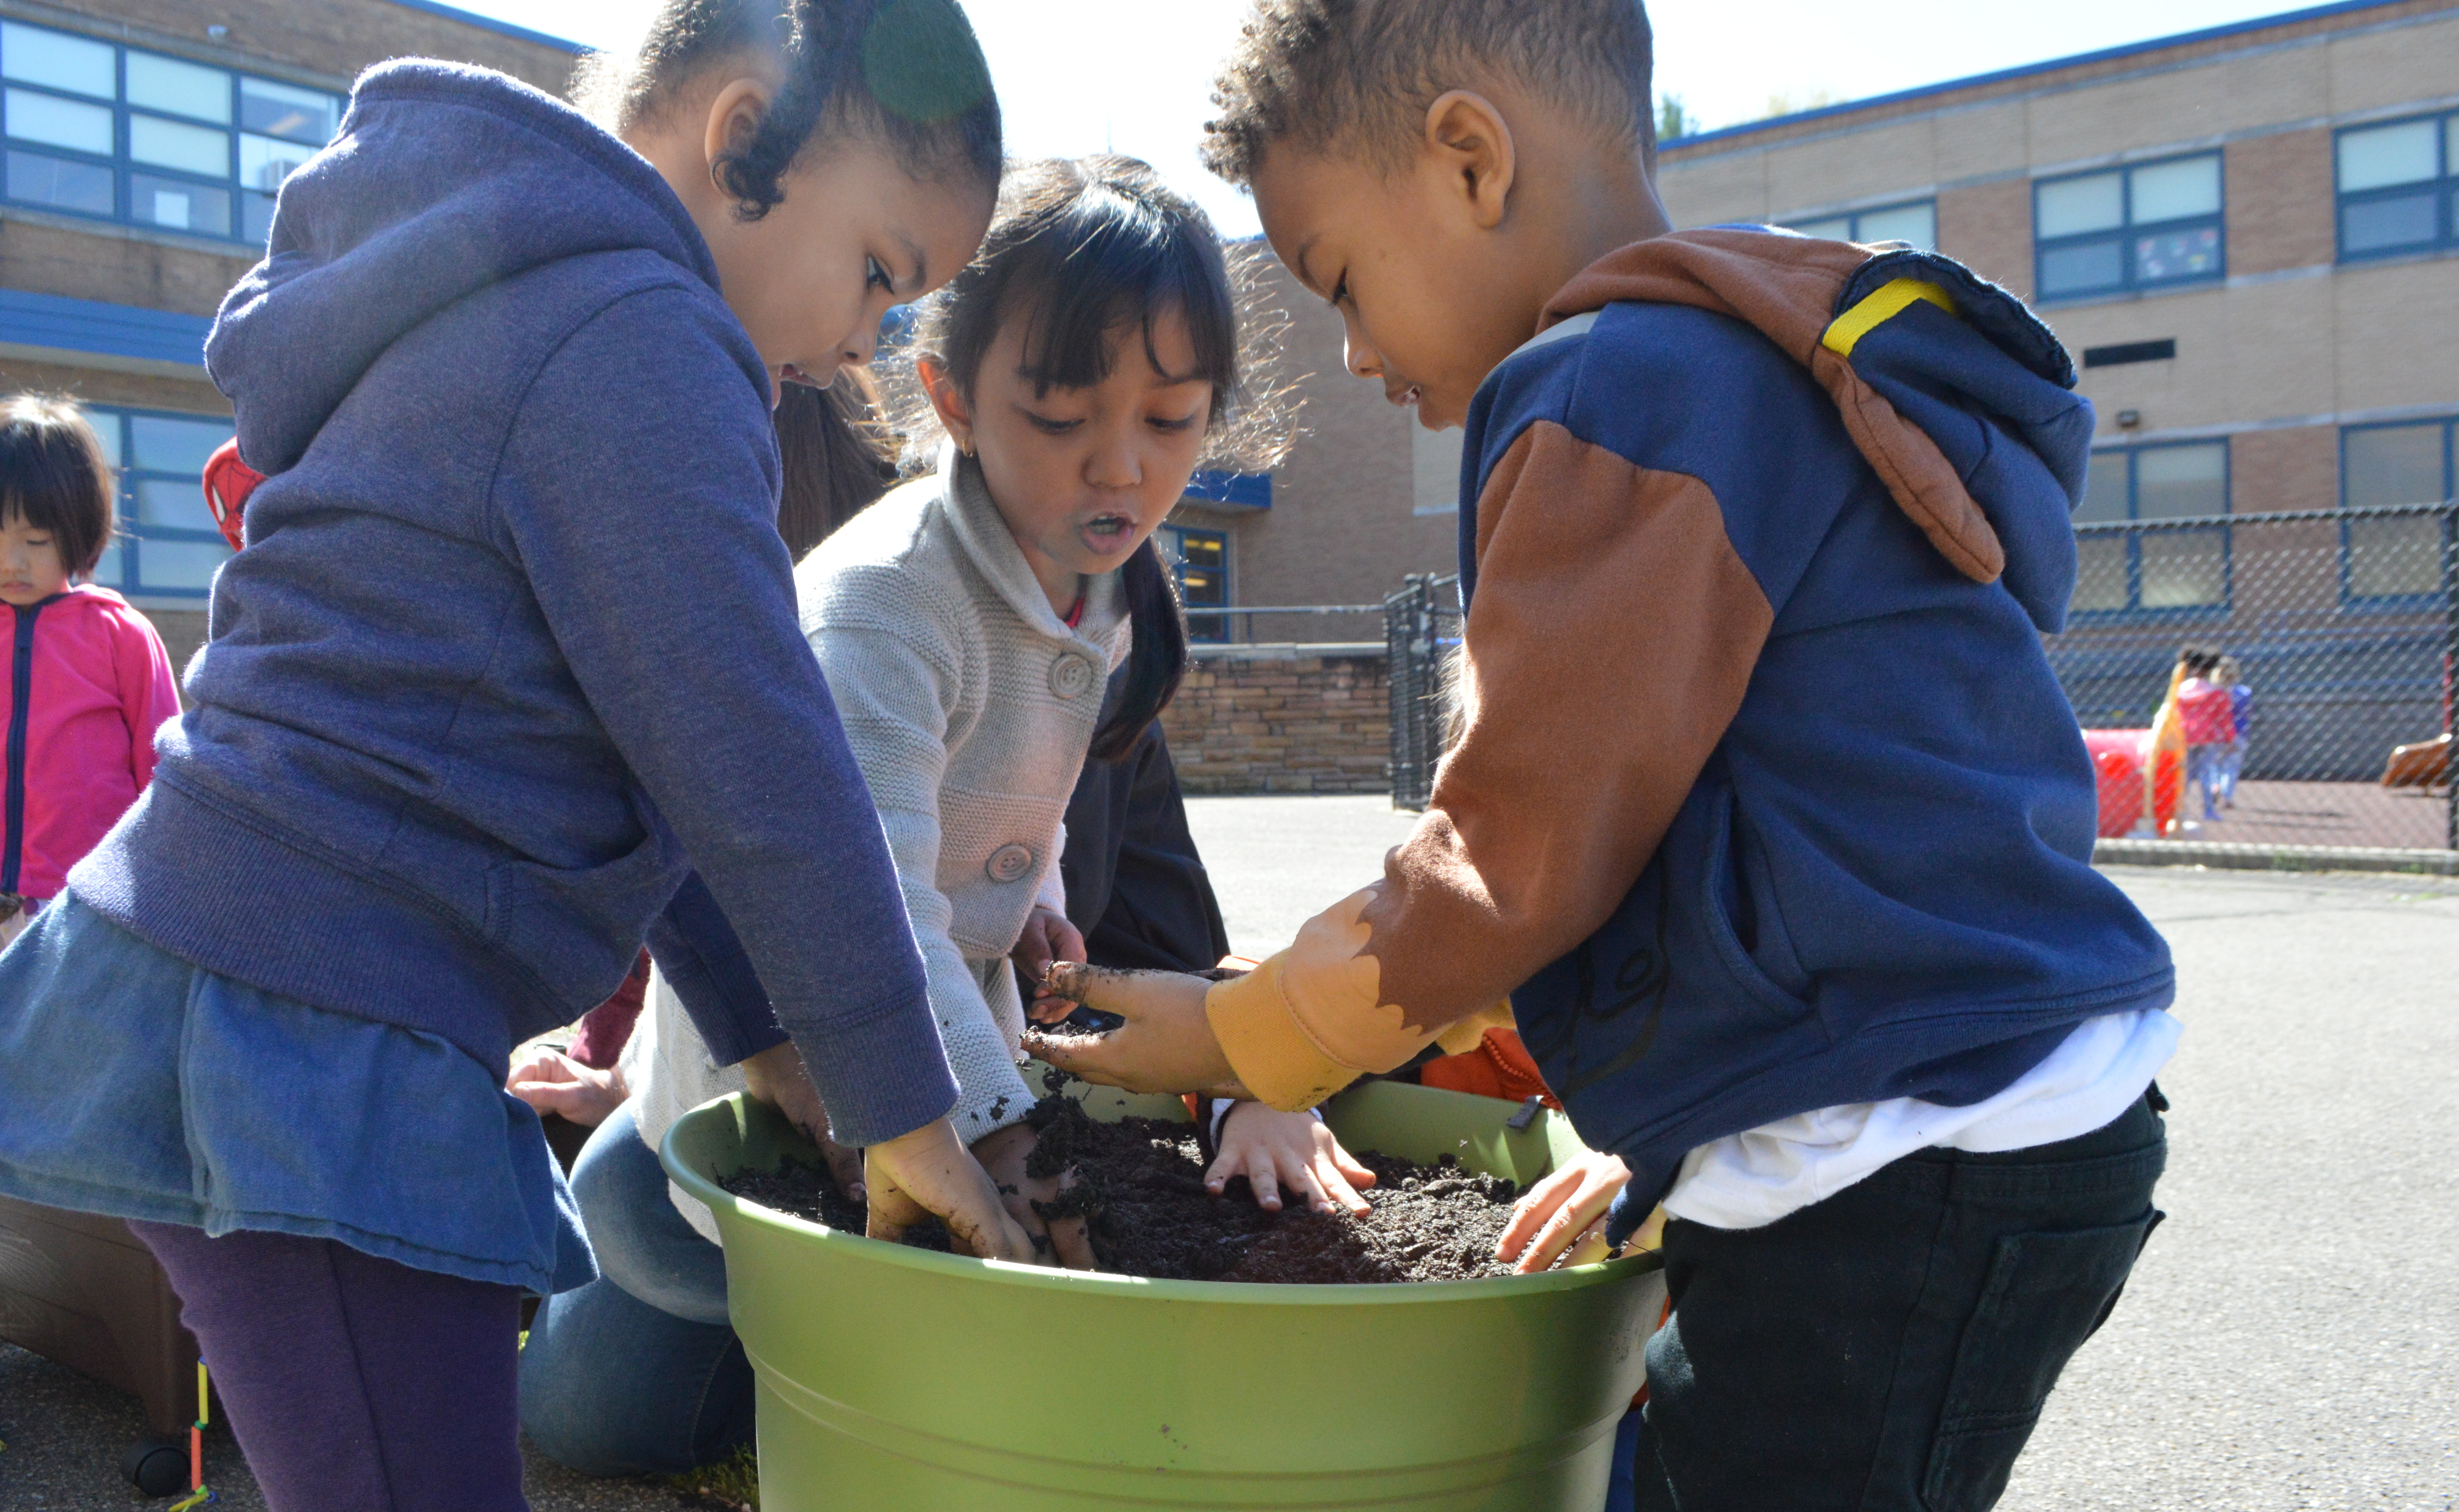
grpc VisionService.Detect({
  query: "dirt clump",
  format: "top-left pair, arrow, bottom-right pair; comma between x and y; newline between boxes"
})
718,1092 -> 1520,1284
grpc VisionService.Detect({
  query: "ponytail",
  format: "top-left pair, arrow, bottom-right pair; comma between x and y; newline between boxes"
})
1088,538 -> 1187,761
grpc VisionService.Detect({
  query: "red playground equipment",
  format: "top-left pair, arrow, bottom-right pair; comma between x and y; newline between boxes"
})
2082,662 -> 2191,840
2083,727 -> 2184,838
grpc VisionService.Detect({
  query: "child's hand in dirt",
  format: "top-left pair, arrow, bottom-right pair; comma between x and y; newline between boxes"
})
1011,906 -> 1089,1024
506,1046 -> 627,1128
1023,963 -> 1246,1097
1497,1150 -> 1636,1274
862,1119 -> 1039,1263
735,1040 -> 867,1201
1209,1102 -> 1375,1216
970,1122 -> 1097,1269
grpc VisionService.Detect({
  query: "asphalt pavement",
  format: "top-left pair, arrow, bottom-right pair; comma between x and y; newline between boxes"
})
3,794 -> 2452,1509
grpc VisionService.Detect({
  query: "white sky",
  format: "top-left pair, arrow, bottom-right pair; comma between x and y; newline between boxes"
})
451,0 -> 2318,239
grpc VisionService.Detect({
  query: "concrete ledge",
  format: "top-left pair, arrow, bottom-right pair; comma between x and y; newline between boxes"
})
2094,837 -> 2459,876
1185,642 -> 1386,661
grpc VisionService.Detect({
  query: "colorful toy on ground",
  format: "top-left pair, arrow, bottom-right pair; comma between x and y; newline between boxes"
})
170,1361 -> 215,1508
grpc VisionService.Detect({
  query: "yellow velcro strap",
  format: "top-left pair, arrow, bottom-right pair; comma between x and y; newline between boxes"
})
1821,278 -> 1957,360
1205,958 -> 1364,1112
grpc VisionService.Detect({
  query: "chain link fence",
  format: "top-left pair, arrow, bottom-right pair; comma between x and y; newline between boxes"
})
2050,501 -> 2456,856
1386,506 -> 2457,860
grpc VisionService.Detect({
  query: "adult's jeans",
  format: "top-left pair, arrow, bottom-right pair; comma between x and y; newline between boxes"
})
518,1104 -> 753,1476
1631,1090 -> 2167,1512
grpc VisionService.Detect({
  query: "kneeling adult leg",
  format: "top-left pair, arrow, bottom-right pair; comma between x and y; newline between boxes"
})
518,1105 -> 752,1475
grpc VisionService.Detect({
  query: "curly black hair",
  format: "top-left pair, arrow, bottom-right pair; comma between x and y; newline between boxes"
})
1202,0 -> 1655,184
581,0 -> 999,219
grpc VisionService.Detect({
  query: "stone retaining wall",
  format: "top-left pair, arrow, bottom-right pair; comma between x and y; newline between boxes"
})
1159,643 -> 1390,795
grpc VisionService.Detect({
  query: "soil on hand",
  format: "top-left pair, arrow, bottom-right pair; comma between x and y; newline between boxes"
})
719,1089 -> 1521,1284
1028,1012 -> 1118,1038
718,1163 -> 952,1253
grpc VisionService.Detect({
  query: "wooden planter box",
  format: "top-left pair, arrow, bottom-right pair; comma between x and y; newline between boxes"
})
0,1114 -> 593,1439
0,1194 -> 200,1438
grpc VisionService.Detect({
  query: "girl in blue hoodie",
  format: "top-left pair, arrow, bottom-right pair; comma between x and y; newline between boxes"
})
0,3 -> 1035,1508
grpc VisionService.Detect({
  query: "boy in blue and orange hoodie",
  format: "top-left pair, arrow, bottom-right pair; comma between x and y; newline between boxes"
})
1033,3 -> 2179,1507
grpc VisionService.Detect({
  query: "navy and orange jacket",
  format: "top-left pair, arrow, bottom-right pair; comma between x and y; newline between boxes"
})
1203,231 -> 2174,1235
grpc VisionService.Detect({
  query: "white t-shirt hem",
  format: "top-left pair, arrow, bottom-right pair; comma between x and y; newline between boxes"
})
1661,1009 -> 2179,1232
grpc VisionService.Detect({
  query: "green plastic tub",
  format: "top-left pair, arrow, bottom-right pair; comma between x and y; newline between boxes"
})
663,1078 -> 1664,1512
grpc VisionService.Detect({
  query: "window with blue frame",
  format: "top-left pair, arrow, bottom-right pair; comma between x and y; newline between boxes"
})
1158,523 -> 1229,642
0,20 -> 340,245
1785,199 -> 1936,251
2339,419 -> 2455,605
2335,112 -> 2458,262
2034,153 -> 2224,302
84,406 -> 235,599
2072,441 -> 2231,615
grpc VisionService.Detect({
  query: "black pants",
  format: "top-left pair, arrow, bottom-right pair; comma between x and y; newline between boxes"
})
1632,1091 -> 2167,1512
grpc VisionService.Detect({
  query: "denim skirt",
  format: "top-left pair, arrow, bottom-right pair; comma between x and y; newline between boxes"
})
0,893 -> 593,1295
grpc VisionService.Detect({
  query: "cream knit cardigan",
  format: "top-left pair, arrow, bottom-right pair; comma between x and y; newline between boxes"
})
627,447 -> 1129,1241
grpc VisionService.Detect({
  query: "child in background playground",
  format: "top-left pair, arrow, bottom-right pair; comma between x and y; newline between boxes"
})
2177,645 -> 2237,820
2219,655 -> 2253,809
0,397 -> 181,950
0,4 -> 1037,1508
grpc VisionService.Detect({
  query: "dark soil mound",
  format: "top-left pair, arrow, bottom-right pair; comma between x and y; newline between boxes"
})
719,1165 -> 953,1252
717,1092 -> 1520,1285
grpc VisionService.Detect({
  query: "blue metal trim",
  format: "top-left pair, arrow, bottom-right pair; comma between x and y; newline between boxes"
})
2336,417 -> 2457,609
83,403 -> 235,599
0,289 -> 211,369
2033,151 -> 2228,302
2331,108 -> 2457,263
1185,469 -> 1272,511
379,0 -> 587,54
1663,0 -> 2414,152
1784,197 -> 1935,242
2078,439 -> 2237,618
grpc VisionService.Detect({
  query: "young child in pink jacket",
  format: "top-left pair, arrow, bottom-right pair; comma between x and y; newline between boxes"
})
0,396 -> 182,945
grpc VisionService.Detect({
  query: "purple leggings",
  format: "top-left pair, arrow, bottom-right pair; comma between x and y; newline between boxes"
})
132,1221 -> 529,1512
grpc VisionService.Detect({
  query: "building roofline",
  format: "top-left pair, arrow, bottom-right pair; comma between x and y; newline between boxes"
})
383,0 -> 587,56
1662,0 -> 2426,153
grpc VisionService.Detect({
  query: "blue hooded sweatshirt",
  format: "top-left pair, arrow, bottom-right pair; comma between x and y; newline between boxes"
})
68,62 -> 956,1148
1196,233 -> 2171,1238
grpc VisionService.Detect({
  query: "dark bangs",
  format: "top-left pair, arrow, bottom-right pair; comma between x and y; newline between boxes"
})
0,395 -> 116,577
907,157 -> 1250,762
929,157 -> 1240,413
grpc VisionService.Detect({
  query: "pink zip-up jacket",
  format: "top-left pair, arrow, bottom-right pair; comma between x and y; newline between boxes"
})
4,585 -> 182,903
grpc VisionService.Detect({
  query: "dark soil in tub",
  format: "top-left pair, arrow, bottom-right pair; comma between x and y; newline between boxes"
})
716,1093 -> 1521,1284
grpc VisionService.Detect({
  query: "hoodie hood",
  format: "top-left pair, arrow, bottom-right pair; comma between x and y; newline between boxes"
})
207,61 -> 721,476
1540,228 -> 2094,631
